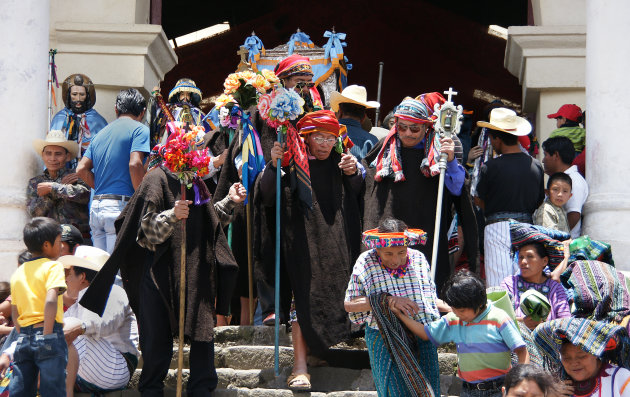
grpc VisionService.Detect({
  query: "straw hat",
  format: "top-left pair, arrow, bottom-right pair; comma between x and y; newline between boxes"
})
58,245 -> 109,273
477,108 -> 531,136
33,130 -> 79,158
330,85 -> 380,112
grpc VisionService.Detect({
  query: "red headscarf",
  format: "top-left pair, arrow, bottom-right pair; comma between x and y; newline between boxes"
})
274,54 -> 314,79
297,110 -> 353,149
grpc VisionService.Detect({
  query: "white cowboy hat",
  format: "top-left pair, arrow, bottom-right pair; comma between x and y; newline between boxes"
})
477,108 -> 531,136
330,85 -> 380,112
58,245 -> 109,273
33,130 -> 79,158
369,126 -> 390,140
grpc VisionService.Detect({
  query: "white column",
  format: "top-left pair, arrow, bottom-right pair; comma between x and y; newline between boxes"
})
0,0 -> 50,279
583,0 -> 630,271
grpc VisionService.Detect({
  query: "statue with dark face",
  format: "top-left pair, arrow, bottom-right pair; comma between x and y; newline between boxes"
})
50,73 -> 107,164
149,78 -> 210,149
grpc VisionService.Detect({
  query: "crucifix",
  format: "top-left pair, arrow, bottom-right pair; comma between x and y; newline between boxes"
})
443,87 -> 458,103
236,46 -> 250,72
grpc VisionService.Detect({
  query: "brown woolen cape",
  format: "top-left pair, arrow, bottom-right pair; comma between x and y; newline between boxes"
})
80,167 -> 238,342
254,152 -> 364,356
362,139 -> 478,292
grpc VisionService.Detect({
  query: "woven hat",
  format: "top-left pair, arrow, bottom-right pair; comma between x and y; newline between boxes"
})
33,130 -> 79,158
330,85 -> 380,112
477,108 -> 531,136
168,78 -> 202,103
58,245 -> 109,273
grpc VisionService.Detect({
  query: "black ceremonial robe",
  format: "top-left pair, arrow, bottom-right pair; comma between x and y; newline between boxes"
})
362,140 -> 478,292
256,151 -> 363,355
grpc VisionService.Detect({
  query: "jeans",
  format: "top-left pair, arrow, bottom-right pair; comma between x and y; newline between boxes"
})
90,198 -> 128,254
10,323 -> 67,397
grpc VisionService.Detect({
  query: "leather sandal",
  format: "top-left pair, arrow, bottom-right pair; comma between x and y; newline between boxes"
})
287,373 -> 311,391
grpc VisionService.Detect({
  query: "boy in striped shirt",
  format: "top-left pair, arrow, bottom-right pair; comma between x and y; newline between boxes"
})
393,270 -> 529,396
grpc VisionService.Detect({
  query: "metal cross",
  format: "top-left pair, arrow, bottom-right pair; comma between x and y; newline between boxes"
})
237,46 -> 249,63
444,87 -> 458,103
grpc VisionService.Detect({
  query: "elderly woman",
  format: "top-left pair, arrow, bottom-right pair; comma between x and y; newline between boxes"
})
258,110 -> 363,391
345,218 -> 448,396
533,318 -> 630,397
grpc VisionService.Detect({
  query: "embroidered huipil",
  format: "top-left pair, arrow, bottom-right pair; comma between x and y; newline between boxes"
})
345,248 -> 440,329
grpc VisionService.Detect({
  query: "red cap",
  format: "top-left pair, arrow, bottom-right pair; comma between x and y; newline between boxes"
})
547,104 -> 582,122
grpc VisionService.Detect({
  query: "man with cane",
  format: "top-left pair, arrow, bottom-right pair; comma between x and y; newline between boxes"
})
79,132 -> 243,396
362,94 -> 478,291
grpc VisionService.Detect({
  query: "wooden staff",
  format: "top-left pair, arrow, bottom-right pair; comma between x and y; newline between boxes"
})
246,199 -> 254,324
176,184 -> 186,397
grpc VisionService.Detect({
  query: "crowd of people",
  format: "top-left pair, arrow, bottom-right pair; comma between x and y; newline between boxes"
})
0,52 -> 628,397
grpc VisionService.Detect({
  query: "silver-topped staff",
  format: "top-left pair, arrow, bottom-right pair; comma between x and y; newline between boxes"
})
430,87 -> 463,280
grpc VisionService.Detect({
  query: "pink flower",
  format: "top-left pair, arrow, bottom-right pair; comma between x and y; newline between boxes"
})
257,94 -> 272,120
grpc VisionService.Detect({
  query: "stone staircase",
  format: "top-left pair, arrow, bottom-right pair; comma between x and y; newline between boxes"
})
77,325 -> 462,396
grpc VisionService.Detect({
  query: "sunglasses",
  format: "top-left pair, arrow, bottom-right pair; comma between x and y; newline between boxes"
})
311,136 -> 337,145
396,123 -> 424,133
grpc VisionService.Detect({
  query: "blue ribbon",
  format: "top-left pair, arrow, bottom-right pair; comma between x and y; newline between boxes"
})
243,34 -> 264,63
323,30 -> 347,63
239,109 -> 265,204
287,31 -> 313,55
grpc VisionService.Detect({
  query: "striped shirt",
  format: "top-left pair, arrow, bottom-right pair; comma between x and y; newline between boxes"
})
344,248 -> 440,329
425,303 -> 525,383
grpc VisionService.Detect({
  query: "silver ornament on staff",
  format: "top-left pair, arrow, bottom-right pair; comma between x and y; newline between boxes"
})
430,87 -> 463,280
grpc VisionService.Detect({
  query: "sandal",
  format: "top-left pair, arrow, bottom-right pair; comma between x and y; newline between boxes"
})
287,373 -> 311,391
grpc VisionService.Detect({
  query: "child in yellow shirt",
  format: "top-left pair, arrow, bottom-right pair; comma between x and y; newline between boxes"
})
9,217 -> 67,396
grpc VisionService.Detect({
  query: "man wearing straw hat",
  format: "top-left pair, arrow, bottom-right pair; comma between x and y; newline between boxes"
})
474,108 -> 544,287
331,85 -> 380,160
27,130 -> 90,238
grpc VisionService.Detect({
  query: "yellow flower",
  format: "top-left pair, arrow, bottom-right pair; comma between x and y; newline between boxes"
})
250,73 -> 271,94
215,93 -> 235,108
261,69 -> 279,84
238,70 -> 256,81
223,74 -> 241,94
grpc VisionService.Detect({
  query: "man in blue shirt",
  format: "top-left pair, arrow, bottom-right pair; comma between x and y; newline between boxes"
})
331,85 -> 380,160
77,88 -> 150,253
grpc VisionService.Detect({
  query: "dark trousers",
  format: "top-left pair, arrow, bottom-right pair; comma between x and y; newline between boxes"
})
257,278 -> 276,318
138,256 -> 218,397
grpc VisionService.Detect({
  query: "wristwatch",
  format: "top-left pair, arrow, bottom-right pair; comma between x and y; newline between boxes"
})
80,322 -> 87,335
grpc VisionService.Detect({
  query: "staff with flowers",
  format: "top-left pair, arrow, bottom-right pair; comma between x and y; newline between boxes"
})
80,123 -> 244,397
256,108 -> 364,390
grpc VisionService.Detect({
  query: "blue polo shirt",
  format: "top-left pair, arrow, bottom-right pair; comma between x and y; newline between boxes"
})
84,117 -> 150,196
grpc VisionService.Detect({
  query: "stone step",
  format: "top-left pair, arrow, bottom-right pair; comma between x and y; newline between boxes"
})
131,352 -> 459,393
214,325 -> 293,347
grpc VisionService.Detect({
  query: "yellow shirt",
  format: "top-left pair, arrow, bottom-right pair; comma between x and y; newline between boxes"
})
10,258 -> 66,327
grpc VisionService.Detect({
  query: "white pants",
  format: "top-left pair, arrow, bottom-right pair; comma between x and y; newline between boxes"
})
483,221 -> 517,287
75,336 -> 130,390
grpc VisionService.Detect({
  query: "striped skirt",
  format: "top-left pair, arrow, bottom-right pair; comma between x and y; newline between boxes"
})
365,326 -> 440,397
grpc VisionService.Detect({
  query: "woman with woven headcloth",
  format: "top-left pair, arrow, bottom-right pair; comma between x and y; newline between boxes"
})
501,222 -> 572,366
345,218 -> 448,396
257,110 -> 363,391
362,94 -> 478,292
533,318 -> 630,397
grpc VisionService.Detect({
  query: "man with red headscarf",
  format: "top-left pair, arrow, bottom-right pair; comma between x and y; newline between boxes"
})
223,54 -> 324,327
256,110 -> 362,391
362,95 -> 478,291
